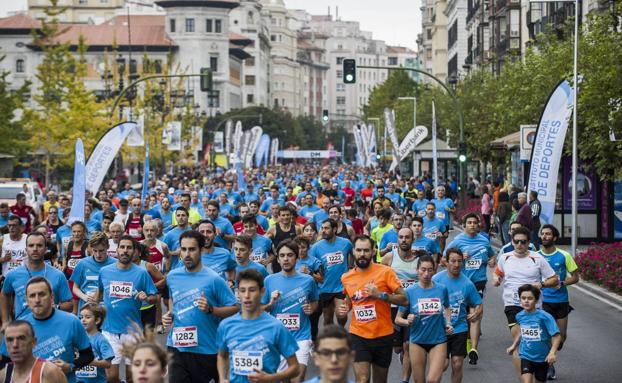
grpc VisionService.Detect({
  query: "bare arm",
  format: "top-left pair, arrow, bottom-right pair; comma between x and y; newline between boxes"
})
58,300 -> 73,312
0,292 -> 13,328
211,304 -> 240,319
43,362 -> 69,383
564,270 -> 579,286
217,351 -> 230,383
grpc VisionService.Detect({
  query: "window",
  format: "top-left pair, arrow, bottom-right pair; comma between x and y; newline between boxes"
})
79,0 -> 87,4
336,109 -> 346,115
169,19 -> 176,33
336,70 -> 343,78
245,57 -> 255,67
129,59 -> 137,75
247,11 -> 255,24
281,98 -> 285,107
206,19 -> 212,32
245,75 -> 255,85
15,59 -> 24,73
274,98 -> 279,106
388,57 -> 398,65
427,28 -> 432,39
210,57 -> 218,72
215,19 -> 222,33
336,57 -> 344,64
208,91 -> 220,107
247,94 -> 254,103
185,18 -> 195,32
336,83 -> 345,92
154,59 -> 162,74
271,35 -> 276,42
336,96 -> 346,105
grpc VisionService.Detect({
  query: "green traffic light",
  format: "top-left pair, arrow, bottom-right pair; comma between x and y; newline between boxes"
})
458,154 -> 467,162
345,74 -> 354,82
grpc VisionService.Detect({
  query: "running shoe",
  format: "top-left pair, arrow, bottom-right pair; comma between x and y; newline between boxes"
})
468,349 -> 479,365
548,364 -> 556,380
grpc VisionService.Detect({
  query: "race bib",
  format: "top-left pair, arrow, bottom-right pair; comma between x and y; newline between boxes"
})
173,326 -> 198,347
62,237 -> 71,248
276,313 -> 300,331
75,366 -> 97,378
512,291 -> 520,304
153,261 -> 163,271
326,252 -> 344,266
425,232 -> 438,240
521,326 -> 541,341
109,281 -> 133,298
365,197 -> 372,202
436,211 -> 446,220
401,279 -> 417,289
67,258 -> 80,269
7,260 -> 22,271
465,258 -> 482,270
129,228 -> 140,237
232,350 -> 263,375
417,298 -> 441,315
450,305 -> 460,320
250,250 -> 265,262
353,304 -> 377,322
417,210 -> 426,217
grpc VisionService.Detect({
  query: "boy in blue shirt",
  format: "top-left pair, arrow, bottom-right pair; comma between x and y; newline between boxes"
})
217,269 -> 300,383
507,284 -> 561,383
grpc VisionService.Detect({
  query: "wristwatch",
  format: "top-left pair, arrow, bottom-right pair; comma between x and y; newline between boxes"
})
379,292 -> 389,301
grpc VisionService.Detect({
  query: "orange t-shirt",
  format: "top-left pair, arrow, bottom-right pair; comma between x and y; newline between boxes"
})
341,263 -> 402,339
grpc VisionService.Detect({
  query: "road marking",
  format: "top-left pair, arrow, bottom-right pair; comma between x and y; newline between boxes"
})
569,284 -> 622,312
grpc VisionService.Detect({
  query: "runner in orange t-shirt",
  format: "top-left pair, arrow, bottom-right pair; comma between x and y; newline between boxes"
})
336,235 -> 407,383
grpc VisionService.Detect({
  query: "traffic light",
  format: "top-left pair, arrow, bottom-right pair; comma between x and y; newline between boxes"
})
343,59 -> 356,84
458,142 -> 467,163
200,68 -> 213,92
322,109 -> 329,124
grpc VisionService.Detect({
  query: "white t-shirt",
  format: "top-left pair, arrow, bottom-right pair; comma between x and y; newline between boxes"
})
496,250 -> 556,307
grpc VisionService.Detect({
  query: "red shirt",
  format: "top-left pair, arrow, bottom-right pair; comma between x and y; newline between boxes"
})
233,220 -> 266,235
360,188 -> 374,205
342,187 -> 355,207
10,204 -> 34,233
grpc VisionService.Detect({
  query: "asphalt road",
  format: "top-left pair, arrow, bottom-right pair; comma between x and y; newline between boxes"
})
155,229 -> 622,383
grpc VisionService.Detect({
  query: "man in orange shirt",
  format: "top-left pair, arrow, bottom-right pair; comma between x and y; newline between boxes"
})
336,235 -> 407,383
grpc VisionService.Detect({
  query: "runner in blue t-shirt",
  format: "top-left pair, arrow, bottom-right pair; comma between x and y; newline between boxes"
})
396,255 -> 451,383
196,220 -> 237,285
234,234 -> 269,278
262,240 -> 319,382
423,203 -> 447,262
70,232 -> 116,311
411,190 -> 429,218
96,235 -> 158,383
163,230 -> 239,382
162,207 -> 192,270
308,219 -> 352,328
506,284 -> 561,383
243,216 -> 274,268
205,201 -> 236,248
1,232 -> 73,322
432,249 -> 483,381
217,268 -> 300,383
0,276 -> 94,383
77,303 -> 115,383
444,213 -> 495,365
410,217 -> 440,255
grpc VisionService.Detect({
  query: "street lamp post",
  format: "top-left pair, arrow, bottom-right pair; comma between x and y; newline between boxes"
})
398,96 -> 417,174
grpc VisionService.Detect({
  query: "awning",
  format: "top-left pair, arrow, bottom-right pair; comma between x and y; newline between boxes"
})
490,131 -> 520,150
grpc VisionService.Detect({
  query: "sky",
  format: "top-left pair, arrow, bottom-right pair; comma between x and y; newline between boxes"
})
0,0 -> 421,49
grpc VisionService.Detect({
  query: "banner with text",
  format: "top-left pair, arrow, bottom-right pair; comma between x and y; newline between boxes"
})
384,108 -> 401,164
527,80 -> 573,224
389,125 -> 429,172
68,139 -> 85,225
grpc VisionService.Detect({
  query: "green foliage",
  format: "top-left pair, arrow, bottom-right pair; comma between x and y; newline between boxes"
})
0,56 -> 30,157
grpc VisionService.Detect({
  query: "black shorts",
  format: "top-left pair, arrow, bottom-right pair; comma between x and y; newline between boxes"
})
504,306 -> 523,327
543,302 -> 572,320
390,307 -> 408,346
474,281 -> 487,298
412,342 -> 445,353
169,348 -> 219,382
320,292 -> 346,309
521,359 -> 549,381
141,305 -> 157,329
446,331 -> 468,358
351,333 -> 393,369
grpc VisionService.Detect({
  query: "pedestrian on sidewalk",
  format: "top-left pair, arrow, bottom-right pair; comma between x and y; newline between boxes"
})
480,186 -> 492,235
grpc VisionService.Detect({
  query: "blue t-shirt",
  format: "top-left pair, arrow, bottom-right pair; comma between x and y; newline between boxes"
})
432,272 -> 482,333
244,192 -> 260,203
250,235 -> 273,263
1,309 -> 91,383
412,236 -> 439,254
260,197 -> 286,215
412,199 -> 429,217
163,226 -> 191,269
158,208 -> 173,229
167,266 -> 238,354
540,248 -> 578,303
212,216 -> 235,248
379,230 -> 399,251
200,247 -> 236,280
294,255 -> 322,275
516,309 -> 560,362
75,332 -> 115,383
401,283 -> 449,345
55,224 -> 72,261
299,205 -> 321,220
70,256 -> 116,310
98,263 -> 158,334
309,237 -> 352,294
217,312 -> 299,382
423,216 -> 446,249
85,217 -> 102,234
236,261 -> 269,278
262,272 -> 319,341
304,377 -> 353,383
1,264 -> 72,319
445,233 -> 495,283
256,215 -> 270,231
312,210 -> 330,230
432,197 -> 454,228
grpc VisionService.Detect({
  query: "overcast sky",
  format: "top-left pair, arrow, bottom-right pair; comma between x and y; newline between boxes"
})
1,0 -> 421,49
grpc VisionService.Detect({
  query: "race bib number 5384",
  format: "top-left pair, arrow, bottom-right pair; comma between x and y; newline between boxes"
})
232,350 -> 263,375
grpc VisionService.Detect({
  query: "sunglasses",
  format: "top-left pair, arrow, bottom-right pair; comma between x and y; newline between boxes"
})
512,239 -> 528,245
315,348 -> 350,359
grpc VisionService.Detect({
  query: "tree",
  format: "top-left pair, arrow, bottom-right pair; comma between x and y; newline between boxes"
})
0,56 -> 30,156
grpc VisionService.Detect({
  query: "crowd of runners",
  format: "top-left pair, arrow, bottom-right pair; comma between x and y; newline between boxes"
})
0,164 -> 579,383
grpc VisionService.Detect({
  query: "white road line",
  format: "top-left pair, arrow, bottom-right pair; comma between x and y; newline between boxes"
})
569,284 -> 622,312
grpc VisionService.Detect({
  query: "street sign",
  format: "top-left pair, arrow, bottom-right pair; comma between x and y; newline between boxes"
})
520,124 -> 537,161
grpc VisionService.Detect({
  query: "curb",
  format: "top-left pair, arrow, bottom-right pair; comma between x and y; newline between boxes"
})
574,280 -> 622,306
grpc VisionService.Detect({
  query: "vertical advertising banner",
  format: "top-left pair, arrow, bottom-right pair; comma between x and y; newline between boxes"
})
527,80 -> 573,225
384,108 -> 401,164
432,101 -> 439,190
127,115 -> 145,146
68,139 -> 85,225
166,121 -> 182,151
